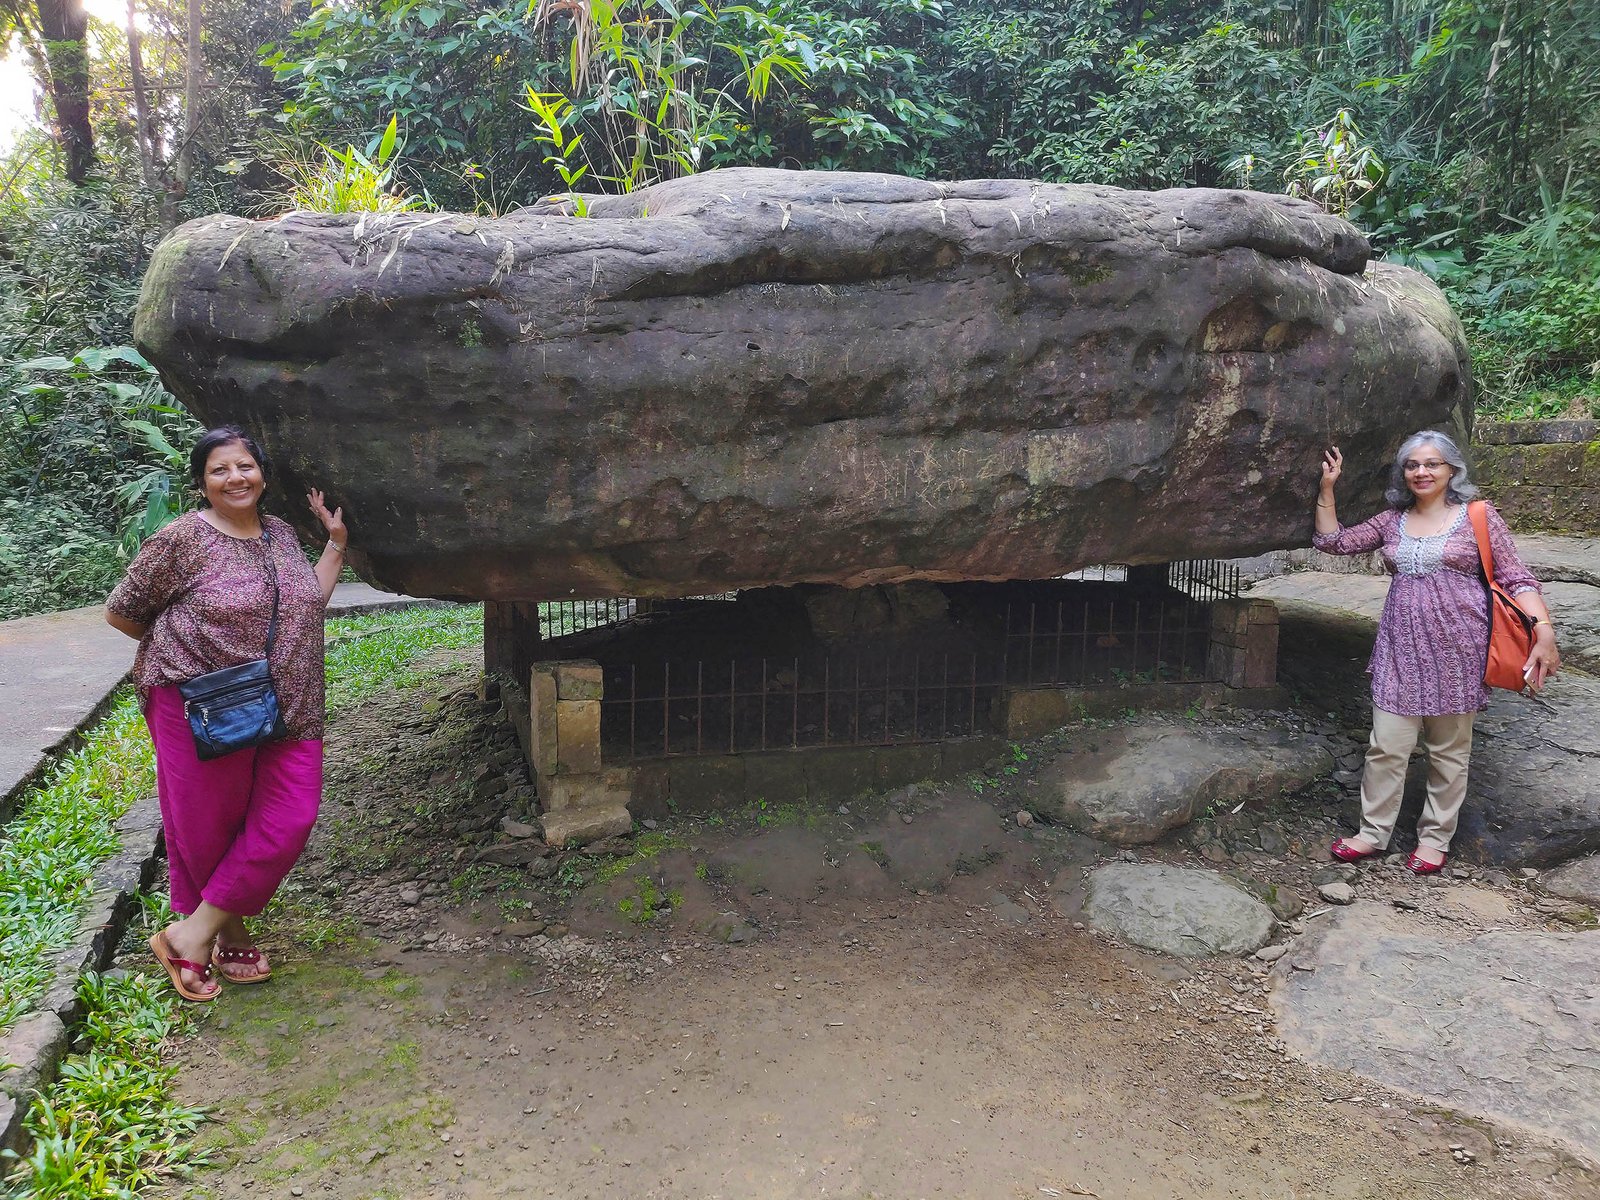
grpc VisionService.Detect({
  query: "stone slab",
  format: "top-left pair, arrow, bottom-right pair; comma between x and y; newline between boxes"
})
1273,902 -> 1600,1161
1475,419 -> 1598,446
1033,721 -> 1332,845
1543,855 -> 1600,906
1085,862 -> 1275,957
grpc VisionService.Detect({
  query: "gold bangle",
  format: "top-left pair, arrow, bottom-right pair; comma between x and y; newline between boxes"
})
1534,619 -> 1553,628
328,541 -> 347,556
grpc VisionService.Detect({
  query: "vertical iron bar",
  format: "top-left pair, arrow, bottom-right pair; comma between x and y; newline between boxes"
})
1054,600 -> 1064,685
1028,602 -> 1037,686
1181,601 -> 1192,680
823,657 -> 831,746
1003,603 -> 1011,686
852,658 -> 861,743
1133,599 -> 1142,682
1157,599 -> 1167,682
942,656 -> 949,739
969,652 -> 978,736
1080,601 -> 1090,685
1107,599 -> 1116,685
883,649 -> 896,742
912,655 -> 921,741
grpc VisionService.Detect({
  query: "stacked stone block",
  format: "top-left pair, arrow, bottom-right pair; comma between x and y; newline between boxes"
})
1473,419 -> 1599,535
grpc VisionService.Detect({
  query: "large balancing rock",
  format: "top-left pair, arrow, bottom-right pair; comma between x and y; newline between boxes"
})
134,168 -> 1468,601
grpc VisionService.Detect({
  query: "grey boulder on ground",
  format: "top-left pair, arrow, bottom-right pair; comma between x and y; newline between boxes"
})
1444,672 -> 1600,867
135,167 -> 1467,602
1543,855 -> 1600,906
1085,862 -> 1276,957
1273,903 -> 1600,1161
1032,723 -> 1333,844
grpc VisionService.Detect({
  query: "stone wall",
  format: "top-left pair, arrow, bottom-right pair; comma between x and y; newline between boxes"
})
1473,419 -> 1600,535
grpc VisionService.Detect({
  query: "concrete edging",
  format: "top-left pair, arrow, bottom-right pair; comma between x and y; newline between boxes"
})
0,794 -> 166,1155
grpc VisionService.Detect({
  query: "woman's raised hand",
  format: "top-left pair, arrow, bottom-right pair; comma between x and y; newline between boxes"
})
307,488 -> 346,548
1320,446 -> 1343,491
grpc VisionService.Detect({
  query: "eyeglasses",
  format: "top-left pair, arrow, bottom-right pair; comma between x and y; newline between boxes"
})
1403,459 -> 1450,474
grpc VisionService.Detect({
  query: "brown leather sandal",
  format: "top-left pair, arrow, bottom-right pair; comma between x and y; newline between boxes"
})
149,930 -> 220,1002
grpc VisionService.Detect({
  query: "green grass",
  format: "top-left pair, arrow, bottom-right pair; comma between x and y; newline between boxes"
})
1,967 -> 208,1197
0,689 -> 155,1035
323,603 -> 482,711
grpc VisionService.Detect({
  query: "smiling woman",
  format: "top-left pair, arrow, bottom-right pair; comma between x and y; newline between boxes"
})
1311,431 -> 1561,873
103,425 -> 351,1003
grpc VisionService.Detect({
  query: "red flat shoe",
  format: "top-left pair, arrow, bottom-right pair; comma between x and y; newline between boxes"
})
1330,837 -> 1383,863
1404,851 -> 1447,875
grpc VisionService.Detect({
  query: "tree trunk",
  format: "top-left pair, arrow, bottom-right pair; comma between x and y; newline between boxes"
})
170,0 -> 203,219
35,0 -> 93,183
125,0 -> 162,195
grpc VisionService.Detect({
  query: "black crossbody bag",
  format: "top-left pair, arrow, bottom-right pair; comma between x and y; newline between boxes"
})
177,526 -> 287,760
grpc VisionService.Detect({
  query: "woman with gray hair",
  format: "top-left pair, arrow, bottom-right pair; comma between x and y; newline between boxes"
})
1312,430 -> 1560,873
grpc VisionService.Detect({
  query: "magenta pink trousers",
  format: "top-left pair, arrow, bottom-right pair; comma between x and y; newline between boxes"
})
145,685 -> 322,917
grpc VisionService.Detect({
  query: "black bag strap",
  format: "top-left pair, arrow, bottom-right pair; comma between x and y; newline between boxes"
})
261,524 -> 281,659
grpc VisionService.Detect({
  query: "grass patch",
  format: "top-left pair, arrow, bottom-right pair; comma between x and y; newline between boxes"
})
0,968 -> 207,1196
323,603 -> 482,712
0,689 -> 154,1036
591,830 -> 688,884
616,874 -> 682,924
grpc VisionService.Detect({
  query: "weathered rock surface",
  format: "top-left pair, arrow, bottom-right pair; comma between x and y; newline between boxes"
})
1032,722 -> 1333,844
1442,671 -> 1600,867
1543,855 -> 1600,906
135,168 -> 1468,601
1274,903 -> 1600,1161
1085,862 -> 1275,956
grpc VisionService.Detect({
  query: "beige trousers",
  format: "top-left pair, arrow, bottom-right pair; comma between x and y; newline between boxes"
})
1358,707 -> 1475,853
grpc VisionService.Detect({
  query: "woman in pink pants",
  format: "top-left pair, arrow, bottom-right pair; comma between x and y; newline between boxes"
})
107,426 -> 347,1001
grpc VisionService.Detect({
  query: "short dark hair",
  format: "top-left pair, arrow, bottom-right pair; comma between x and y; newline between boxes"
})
189,425 -> 271,503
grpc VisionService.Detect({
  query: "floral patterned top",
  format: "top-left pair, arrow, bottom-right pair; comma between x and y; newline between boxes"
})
1312,500 -> 1540,716
107,511 -> 326,739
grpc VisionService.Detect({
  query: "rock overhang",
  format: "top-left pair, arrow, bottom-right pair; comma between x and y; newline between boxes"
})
133,167 -> 1471,602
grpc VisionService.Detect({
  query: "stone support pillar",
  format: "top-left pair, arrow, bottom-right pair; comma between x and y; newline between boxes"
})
1207,598 -> 1279,689
483,601 -> 541,684
528,659 -> 633,847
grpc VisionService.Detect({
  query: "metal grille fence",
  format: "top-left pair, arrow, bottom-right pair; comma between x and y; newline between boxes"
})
598,586 -> 1219,761
537,594 -> 738,641
1167,559 -> 1241,602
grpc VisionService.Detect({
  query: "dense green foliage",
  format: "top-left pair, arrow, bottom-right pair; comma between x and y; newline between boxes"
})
2,0 -> 1597,618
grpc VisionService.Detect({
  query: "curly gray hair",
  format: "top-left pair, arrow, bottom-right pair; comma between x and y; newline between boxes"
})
1384,429 -> 1479,509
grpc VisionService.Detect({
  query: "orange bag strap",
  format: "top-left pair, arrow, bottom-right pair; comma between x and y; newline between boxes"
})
1467,500 -> 1495,586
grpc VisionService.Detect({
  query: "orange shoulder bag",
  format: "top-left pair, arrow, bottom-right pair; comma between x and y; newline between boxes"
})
1467,500 -> 1537,692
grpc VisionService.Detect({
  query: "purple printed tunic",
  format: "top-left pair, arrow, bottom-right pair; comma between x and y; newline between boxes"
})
106,512 -> 326,739
1311,501 -> 1540,715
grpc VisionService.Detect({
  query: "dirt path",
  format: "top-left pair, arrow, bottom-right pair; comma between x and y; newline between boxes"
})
149,645 -> 1600,1200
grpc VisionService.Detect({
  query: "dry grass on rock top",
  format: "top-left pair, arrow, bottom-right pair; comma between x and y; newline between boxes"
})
141,643 -> 1599,1200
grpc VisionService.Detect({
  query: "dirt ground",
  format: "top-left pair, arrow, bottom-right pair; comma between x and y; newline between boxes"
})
147,629 -> 1600,1200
